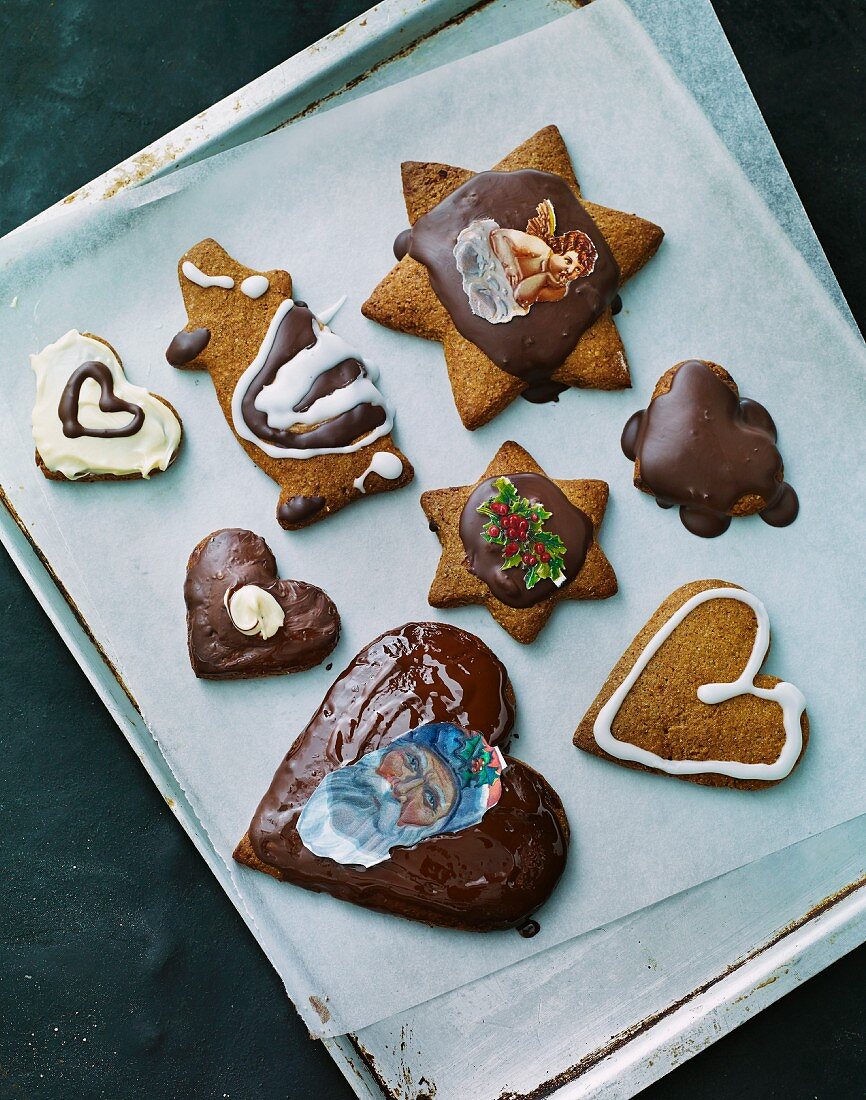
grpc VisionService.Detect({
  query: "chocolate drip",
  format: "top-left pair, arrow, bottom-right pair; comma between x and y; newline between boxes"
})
241,623 -> 568,931
184,528 -> 339,679
401,169 -> 619,402
623,360 -> 799,538
459,473 -> 592,609
518,919 -> 540,938
58,361 -> 145,439
278,495 -> 327,527
239,304 -> 384,451
166,327 -> 211,366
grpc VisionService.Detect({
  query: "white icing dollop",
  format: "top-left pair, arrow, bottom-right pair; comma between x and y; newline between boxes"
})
240,275 -> 270,299
30,330 -> 182,480
353,451 -> 404,494
230,299 -> 395,460
223,584 -> 285,640
182,260 -> 234,290
592,587 -> 806,781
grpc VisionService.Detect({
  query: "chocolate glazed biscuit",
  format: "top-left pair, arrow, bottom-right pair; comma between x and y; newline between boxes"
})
400,169 -> 620,403
234,622 -> 569,932
460,472 -> 593,609
184,528 -> 339,679
622,359 -> 799,537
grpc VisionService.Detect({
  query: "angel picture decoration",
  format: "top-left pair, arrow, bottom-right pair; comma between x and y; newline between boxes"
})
453,199 -> 599,325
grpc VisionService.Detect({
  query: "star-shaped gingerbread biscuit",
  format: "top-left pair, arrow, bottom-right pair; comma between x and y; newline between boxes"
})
421,441 -> 617,644
363,125 -> 663,430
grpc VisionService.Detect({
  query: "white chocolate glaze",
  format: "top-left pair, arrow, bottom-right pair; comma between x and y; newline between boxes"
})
30,330 -> 182,480
182,261 -> 234,290
224,584 -> 285,640
593,587 -> 806,781
240,275 -> 269,299
353,451 -> 404,494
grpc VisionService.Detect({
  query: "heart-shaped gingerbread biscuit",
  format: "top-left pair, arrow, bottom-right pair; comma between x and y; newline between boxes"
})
184,528 -> 339,679
233,621 -> 569,931
31,330 -> 182,481
574,580 -> 809,790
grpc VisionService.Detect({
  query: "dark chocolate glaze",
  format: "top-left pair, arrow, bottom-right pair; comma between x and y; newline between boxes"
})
277,496 -> 326,527
58,361 -> 145,439
238,303 -> 385,451
241,622 -> 568,931
165,327 -> 211,366
622,360 -> 799,538
400,169 -> 619,402
184,528 -> 339,680
459,473 -> 592,609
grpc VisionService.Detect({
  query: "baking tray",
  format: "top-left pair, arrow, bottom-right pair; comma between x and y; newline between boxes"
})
3,1 -> 864,1097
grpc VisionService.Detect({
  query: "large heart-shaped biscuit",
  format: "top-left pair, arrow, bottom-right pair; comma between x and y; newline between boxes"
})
233,621 -> 569,931
574,580 -> 809,790
184,528 -> 339,679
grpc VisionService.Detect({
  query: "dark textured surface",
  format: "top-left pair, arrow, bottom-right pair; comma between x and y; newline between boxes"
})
0,1 -> 863,1098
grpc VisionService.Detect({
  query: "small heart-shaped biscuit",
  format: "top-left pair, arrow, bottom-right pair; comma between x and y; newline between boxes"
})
234,621 -> 569,931
574,580 -> 809,790
31,330 -> 182,481
184,528 -> 339,680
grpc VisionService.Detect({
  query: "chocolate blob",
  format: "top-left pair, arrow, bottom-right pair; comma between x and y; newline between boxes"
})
622,360 -> 798,538
277,495 -> 327,527
165,327 -> 211,367
184,528 -> 339,679
400,169 -> 619,402
459,473 -> 592,609
238,622 -> 568,931
238,303 -> 385,451
58,361 -> 145,439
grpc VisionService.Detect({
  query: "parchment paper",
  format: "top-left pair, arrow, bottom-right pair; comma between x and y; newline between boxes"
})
1,0 -> 865,1037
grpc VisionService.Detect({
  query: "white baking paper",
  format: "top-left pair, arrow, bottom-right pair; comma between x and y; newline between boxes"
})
1,0 -> 865,1038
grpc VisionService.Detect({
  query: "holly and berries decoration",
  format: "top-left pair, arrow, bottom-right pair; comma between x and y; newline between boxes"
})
456,733 -> 502,788
476,476 -> 568,591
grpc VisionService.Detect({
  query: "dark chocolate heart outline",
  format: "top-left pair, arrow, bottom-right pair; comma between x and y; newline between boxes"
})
58,359 -> 146,439
234,621 -> 569,932
184,528 -> 340,680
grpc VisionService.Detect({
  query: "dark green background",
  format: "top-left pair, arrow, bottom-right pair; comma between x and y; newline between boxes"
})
1,2 -> 863,1097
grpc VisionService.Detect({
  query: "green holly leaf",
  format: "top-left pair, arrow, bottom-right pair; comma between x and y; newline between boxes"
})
476,501 -> 498,518
536,562 -> 551,580
502,553 -> 522,570
493,476 -> 518,504
531,504 -> 552,523
524,564 -> 541,589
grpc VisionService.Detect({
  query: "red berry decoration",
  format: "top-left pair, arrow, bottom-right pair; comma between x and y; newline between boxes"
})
478,476 -> 569,593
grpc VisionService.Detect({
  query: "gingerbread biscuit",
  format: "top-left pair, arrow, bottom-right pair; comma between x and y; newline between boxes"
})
31,330 -> 182,481
421,441 -> 617,644
362,125 -> 663,430
622,360 -> 799,537
184,528 -> 340,680
574,580 -> 809,790
234,621 -> 568,931
169,239 -> 413,529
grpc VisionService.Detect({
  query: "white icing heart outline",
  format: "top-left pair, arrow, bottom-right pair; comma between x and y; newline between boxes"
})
593,588 -> 806,781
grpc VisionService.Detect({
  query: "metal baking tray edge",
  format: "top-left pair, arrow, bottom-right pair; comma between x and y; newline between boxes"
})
3,1 -> 865,1097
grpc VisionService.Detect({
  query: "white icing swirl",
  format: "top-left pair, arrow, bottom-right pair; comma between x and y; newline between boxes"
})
353,452 -> 403,494
593,587 -> 806,781
30,330 -> 182,480
182,261 -> 234,289
223,584 -> 285,640
230,299 -> 395,460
